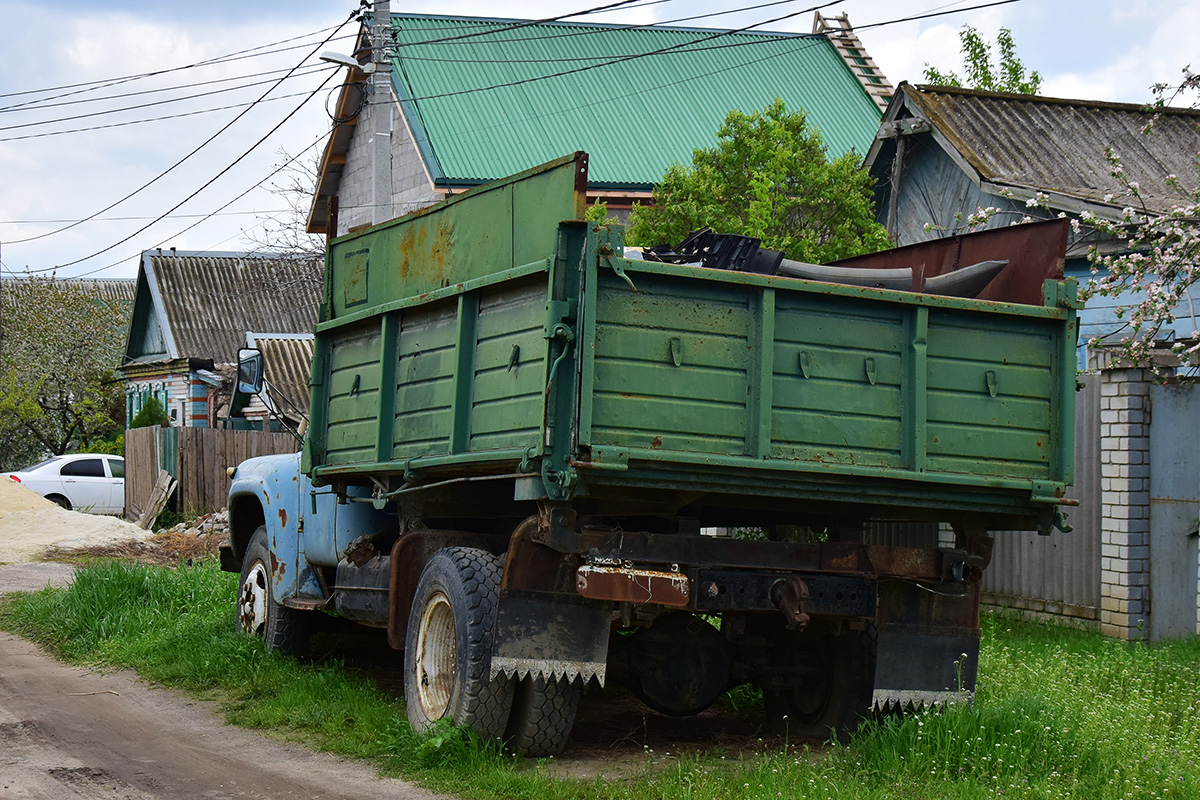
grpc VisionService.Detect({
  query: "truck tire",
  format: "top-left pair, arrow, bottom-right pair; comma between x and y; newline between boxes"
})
765,622 -> 877,742
505,675 -> 582,757
404,547 -> 514,742
238,526 -> 313,657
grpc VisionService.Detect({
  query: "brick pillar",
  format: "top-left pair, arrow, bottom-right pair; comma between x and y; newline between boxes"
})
1097,365 -> 1152,639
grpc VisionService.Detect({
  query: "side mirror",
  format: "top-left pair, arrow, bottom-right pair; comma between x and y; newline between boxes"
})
237,348 -> 264,395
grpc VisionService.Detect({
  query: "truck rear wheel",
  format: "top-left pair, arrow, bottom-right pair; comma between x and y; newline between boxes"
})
505,675 -> 582,756
764,622 -> 877,742
238,526 -> 313,657
404,547 -> 514,742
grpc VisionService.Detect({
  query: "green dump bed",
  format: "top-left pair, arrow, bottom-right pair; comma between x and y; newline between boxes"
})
304,154 -> 1077,530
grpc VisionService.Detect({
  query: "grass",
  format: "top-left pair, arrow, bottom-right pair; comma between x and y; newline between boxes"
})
2,559 -> 1199,800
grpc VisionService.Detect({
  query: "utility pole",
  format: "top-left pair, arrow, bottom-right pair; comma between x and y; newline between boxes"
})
370,0 -> 392,225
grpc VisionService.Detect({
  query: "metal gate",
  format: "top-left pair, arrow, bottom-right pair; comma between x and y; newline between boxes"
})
1148,381 -> 1200,639
982,375 -> 1102,622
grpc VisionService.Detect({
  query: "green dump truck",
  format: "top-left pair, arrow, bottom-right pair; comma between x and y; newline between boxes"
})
224,153 -> 1078,755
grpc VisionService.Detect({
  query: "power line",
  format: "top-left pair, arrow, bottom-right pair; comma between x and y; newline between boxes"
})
9,0 -> 1029,275
853,0 -> 1023,31
0,0 -> 672,111
389,0 -> 1023,105
385,0 -> 825,64
64,133 -> 331,279
381,0 -> 650,48
6,13 -> 356,247
0,91 -> 317,143
1,210 -> 293,225
0,65 -> 322,115
0,24 -> 352,107
394,0 -> 846,105
44,68 -> 341,272
0,66 -> 328,134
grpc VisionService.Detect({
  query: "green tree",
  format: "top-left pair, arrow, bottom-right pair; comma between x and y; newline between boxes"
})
627,100 -> 889,263
0,277 -> 128,470
1080,68 -> 1200,369
923,26 -> 1042,95
129,396 -> 170,429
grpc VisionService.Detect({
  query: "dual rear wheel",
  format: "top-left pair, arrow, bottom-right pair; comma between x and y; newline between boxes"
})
403,546 -> 580,756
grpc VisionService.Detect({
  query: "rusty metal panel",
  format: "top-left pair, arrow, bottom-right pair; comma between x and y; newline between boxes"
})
831,218 -> 1069,307
575,565 -> 690,607
983,375 -> 1101,620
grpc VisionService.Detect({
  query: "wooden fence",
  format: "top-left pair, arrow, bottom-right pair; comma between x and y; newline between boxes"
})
125,426 -> 299,520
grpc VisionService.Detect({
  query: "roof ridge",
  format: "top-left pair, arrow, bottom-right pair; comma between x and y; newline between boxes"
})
912,83 -> 1200,117
813,11 -> 892,113
388,11 -> 823,38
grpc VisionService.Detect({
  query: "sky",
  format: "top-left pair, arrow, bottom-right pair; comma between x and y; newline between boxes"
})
0,0 -> 1195,280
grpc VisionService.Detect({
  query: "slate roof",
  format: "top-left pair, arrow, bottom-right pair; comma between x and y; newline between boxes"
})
1,277 -> 135,305
246,333 -> 315,417
122,251 -> 321,367
875,83 -> 1200,216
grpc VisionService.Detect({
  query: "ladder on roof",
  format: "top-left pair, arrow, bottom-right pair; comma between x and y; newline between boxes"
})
813,11 -> 894,114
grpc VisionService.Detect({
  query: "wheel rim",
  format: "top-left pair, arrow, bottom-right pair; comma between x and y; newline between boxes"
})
239,560 -> 269,636
414,591 -> 456,721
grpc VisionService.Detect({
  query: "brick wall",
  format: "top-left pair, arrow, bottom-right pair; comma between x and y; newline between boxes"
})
337,84 -> 440,235
1097,365 -> 1153,639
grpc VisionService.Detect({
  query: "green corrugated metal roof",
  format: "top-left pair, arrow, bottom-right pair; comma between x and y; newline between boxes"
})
388,14 -> 882,189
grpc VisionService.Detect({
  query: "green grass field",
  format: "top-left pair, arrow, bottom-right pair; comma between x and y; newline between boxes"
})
2,559 -> 1198,800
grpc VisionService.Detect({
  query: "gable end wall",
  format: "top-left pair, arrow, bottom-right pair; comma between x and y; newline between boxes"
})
337,85 -> 440,235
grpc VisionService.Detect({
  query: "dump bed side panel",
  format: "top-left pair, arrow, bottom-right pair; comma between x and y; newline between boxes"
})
925,309 -> 1057,480
589,274 -> 752,456
772,292 -> 907,468
580,258 -> 1071,495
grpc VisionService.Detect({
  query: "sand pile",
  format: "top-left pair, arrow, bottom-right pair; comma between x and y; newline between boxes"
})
0,479 -> 154,563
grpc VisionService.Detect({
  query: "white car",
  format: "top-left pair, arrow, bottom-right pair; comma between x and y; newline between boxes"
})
2,454 -> 125,515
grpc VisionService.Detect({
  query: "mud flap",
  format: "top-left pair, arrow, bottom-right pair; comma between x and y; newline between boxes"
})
490,589 -> 612,686
873,580 -> 980,710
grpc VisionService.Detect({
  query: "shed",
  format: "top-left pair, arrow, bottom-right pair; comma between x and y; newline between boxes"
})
864,83 -> 1200,640
865,82 -> 1200,356
120,250 -> 321,428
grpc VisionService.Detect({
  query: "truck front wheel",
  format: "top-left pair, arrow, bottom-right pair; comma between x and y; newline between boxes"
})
238,526 -> 313,657
404,547 -> 514,742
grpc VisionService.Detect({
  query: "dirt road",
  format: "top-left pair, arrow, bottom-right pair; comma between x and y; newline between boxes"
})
0,632 -> 440,800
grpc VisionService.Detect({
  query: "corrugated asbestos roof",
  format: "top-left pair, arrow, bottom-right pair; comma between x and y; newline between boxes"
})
388,14 -> 883,188
900,84 -> 1200,215
143,251 -> 321,364
248,334 -> 314,417
1,277 -> 135,305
